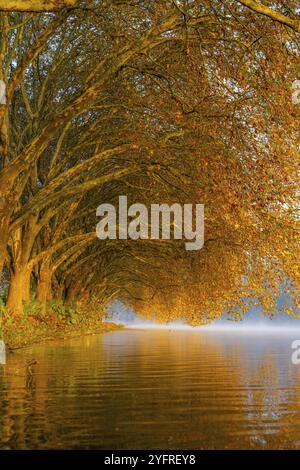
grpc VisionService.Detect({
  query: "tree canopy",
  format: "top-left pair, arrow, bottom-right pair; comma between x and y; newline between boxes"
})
0,0 -> 299,324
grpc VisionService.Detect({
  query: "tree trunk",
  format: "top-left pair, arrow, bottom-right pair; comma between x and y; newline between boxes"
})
36,259 -> 52,313
6,216 -> 39,314
6,267 -> 31,315
0,212 -> 10,277
64,281 -> 79,306
0,240 -> 6,280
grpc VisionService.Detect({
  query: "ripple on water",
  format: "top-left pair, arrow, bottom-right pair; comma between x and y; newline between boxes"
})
1,329 -> 300,449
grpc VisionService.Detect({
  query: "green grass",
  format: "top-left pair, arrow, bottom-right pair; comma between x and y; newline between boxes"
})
1,298 -> 122,350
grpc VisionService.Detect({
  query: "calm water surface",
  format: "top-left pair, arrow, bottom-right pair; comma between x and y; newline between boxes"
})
1,328 -> 300,449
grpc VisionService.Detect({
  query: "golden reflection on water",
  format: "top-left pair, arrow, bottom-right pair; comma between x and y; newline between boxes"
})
0,329 -> 300,449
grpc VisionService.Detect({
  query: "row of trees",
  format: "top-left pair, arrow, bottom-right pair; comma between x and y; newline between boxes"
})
0,0 -> 299,323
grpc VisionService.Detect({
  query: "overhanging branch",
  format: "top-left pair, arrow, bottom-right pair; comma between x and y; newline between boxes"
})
236,0 -> 300,32
0,1 -> 78,12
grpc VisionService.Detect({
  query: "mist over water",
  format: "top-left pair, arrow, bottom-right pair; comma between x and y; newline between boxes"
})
124,319 -> 300,332
106,301 -> 300,331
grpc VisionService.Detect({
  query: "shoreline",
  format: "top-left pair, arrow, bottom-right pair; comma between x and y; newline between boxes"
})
2,319 -> 123,352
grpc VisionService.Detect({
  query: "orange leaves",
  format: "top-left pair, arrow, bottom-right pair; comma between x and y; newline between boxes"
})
175,111 -> 183,122
27,316 -> 41,327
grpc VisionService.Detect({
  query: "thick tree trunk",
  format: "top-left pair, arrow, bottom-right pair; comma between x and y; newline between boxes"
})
0,212 -> 10,277
6,268 -> 31,315
6,216 -> 39,314
64,279 -> 79,306
0,240 -> 7,280
36,259 -> 52,313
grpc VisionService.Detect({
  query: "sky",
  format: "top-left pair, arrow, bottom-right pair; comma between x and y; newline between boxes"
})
105,299 -> 300,328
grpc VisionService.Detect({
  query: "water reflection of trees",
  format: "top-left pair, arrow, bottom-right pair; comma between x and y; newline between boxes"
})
0,331 -> 300,449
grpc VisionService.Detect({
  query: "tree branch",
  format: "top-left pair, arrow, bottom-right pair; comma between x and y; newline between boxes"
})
0,1 -> 78,12
236,0 -> 300,32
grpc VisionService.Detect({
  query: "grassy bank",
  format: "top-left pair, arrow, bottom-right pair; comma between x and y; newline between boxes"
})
0,300 -> 122,350
3,319 -> 122,350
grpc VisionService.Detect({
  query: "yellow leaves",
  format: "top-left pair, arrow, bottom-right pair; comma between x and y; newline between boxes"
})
0,0 -> 299,324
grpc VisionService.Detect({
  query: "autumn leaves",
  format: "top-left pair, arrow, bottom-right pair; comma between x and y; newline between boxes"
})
0,1 -> 298,323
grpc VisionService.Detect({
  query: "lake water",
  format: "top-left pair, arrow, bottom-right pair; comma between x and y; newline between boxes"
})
0,328 -> 300,449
